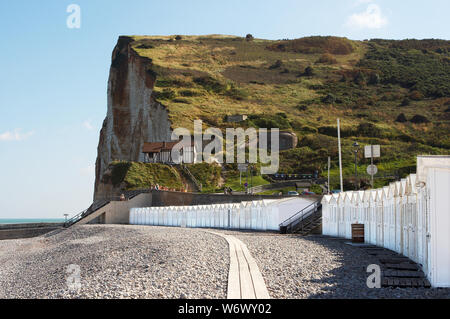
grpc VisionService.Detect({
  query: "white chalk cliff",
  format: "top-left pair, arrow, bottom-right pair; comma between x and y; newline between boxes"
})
94,36 -> 172,200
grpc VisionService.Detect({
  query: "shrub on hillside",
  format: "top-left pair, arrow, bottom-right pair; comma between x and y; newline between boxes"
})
269,60 -> 283,69
316,53 -> 337,64
194,76 -> 226,93
395,113 -> 408,123
368,72 -> 380,85
410,115 -> 430,124
173,98 -> 191,104
409,90 -> 424,101
154,88 -> 176,100
321,93 -> 336,104
304,66 -> 314,76
136,43 -> 154,49
245,34 -> 254,41
401,98 -> 411,106
318,125 -> 353,137
111,162 -> 132,186
224,84 -> 248,101
299,125 -> 318,134
179,89 -> 201,97
248,113 -> 291,129
266,36 -> 355,55
354,71 -> 367,85
356,122 -> 383,138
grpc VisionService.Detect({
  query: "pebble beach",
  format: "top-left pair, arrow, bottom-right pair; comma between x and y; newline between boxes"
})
0,225 -> 449,299
0,225 -> 228,299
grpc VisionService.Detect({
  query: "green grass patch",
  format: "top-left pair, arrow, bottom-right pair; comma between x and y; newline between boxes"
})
110,162 -> 183,190
224,174 -> 270,192
185,163 -> 222,193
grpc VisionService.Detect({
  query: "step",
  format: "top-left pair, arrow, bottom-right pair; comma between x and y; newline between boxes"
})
382,277 -> 431,288
384,263 -> 420,271
378,257 -> 411,264
384,270 -> 425,278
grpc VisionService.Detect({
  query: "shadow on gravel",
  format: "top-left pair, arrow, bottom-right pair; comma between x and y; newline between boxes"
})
293,235 -> 450,299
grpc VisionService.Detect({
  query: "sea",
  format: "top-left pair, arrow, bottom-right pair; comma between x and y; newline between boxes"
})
0,219 -> 65,225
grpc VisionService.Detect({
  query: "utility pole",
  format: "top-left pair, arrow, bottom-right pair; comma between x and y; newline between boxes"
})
370,145 -> 374,188
337,119 -> 343,192
328,156 -> 331,194
246,161 -> 249,194
250,165 -> 253,194
352,142 -> 360,190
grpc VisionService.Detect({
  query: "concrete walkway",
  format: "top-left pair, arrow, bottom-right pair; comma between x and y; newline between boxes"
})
204,230 -> 270,299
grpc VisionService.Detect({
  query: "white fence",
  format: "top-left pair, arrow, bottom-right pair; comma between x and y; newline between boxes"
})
322,169 -> 450,287
130,200 -> 281,231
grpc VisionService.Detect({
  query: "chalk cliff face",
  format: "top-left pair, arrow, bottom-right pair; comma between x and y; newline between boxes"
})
94,36 -> 172,200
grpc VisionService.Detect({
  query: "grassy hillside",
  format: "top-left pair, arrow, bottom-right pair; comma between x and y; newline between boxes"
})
185,163 -> 222,192
110,162 -> 183,190
129,35 -> 450,187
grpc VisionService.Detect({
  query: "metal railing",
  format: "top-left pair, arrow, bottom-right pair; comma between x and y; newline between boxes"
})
181,164 -> 202,192
64,189 -> 150,228
279,199 -> 322,233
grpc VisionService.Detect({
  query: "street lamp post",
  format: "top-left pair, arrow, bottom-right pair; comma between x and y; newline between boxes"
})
250,165 -> 253,194
352,142 -> 360,190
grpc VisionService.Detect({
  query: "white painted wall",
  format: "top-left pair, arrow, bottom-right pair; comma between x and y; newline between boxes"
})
427,167 -> 450,287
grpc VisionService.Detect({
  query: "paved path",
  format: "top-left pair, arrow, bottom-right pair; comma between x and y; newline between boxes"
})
203,230 -> 270,299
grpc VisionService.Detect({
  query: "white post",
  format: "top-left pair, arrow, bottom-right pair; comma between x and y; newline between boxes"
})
337,119 -> 344,192
328,156 -> 331,194
371,145 -> 374,188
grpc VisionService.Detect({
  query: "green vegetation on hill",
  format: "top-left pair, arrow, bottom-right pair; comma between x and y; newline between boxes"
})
128,35 -> 449,188
359,40 -> 450,98
185,163 -> 222,193
110,162 -> 183,190
224,175 -> 270,193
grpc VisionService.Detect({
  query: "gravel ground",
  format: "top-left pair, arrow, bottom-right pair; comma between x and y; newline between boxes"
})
217,230 -> 450,299
0,225 -> 228,299
2,225 -> 449,299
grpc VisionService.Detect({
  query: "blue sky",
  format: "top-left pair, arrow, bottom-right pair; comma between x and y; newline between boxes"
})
0,0 -> 449,218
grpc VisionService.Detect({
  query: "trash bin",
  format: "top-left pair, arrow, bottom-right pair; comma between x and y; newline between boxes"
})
352,224 -> 364,243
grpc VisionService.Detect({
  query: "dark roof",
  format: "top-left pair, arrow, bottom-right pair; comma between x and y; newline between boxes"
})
142,141 -> 194,153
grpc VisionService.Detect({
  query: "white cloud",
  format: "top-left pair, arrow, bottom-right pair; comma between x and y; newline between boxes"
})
83,120 -> 94,131
0,129 -> 34,141
346,4 -> 388,29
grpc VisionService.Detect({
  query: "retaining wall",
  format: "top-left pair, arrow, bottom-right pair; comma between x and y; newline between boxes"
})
0,223 -> 63,240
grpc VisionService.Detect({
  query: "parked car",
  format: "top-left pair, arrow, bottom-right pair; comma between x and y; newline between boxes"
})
287,191 -> 299,196
301,191 -> 315,196
331,190 -> 341,194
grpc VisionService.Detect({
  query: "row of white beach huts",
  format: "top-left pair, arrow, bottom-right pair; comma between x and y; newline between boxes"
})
322,175 -> 426,265
130,200 -> 282,231
322,161 -> 450,288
